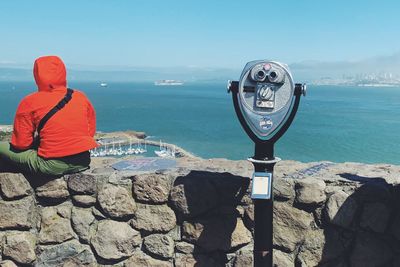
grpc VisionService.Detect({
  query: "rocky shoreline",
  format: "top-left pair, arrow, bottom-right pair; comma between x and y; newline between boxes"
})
0,156 -> 399,266
0,126 -> 195,158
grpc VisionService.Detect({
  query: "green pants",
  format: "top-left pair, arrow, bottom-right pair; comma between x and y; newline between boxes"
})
0,142 -> 90,176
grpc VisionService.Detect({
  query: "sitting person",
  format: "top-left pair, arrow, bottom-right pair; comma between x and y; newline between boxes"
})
0,55 -> 98,176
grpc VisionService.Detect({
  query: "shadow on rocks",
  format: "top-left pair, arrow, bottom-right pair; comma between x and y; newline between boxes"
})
23,173 -> 62,189
317,173 -> 400,267
170,170 -> 251,266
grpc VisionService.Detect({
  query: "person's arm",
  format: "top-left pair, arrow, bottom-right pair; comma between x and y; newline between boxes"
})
87,99 -> 96,137
11,100 -> 35,150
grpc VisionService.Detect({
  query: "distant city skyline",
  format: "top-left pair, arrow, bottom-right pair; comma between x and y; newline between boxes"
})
1,0 -> 400,69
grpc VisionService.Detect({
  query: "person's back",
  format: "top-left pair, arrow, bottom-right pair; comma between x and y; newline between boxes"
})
0,55 -> 98,176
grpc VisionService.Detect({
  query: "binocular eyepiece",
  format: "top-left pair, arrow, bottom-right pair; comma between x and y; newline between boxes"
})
250,63 -> 285,84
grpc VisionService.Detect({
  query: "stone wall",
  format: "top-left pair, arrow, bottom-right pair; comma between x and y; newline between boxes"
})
0,159 -> 399,267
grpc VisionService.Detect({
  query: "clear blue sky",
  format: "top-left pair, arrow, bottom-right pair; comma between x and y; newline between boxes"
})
0,0 -> 399,68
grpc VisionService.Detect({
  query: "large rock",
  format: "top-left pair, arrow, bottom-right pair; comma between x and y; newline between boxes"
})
67,173 -> 97,195
108,171 -> 133,186
182,216 -> 251,252
36,239 -> 96,267
273,202 -> 314,252
0,196 -> 36,230
273,250 -> 294,267
3,232 -> 36,264
296,229 -> 325,266
143,234 -> 175,260
91,220 -> 141,260
170,173 -> 218,219
98,184 -> 137,218
274,178 -> 295,201
132,173 -> 171,203
0,261 -> 18,267
91,167 -> 115,175
175,241 -> 196,254
360,202 -> 390,233
166,225 -> 181,241
130,203 -> 176,233
234,248 -> 254,267
349,233 -> 393,267
124,250 -> 172,267
38,205 -> 75,244
231,217 -> 252,249
36,178 -> 69,200
324,191 -> 358,229
0,173 -> 32,199
295,178 -> 326,205
72,195 -> 96,207
71,207 -> 95,243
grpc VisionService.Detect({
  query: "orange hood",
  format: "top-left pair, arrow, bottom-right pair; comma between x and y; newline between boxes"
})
33,56 -> 67,92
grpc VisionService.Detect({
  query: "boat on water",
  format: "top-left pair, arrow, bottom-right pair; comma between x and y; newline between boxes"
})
154,80 -> 184,86
154,140 -> 176,158
100,82 -> 108,87
90,139 -> 147,157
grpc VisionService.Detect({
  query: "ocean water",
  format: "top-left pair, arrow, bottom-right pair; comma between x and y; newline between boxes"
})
0,81 -> 399,165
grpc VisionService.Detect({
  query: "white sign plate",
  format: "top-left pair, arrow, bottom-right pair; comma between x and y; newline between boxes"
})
251,172 -> 272,199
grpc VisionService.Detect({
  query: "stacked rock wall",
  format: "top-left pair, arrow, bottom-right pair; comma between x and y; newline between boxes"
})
0,160 -> 399,266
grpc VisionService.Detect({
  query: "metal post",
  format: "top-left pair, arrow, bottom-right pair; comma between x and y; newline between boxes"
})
252,143 -> 275,267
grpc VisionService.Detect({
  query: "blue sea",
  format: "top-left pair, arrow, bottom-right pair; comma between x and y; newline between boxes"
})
0,81 -> 399,165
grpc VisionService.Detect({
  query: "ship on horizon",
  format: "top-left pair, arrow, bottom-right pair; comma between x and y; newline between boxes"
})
154,79 -> 184,86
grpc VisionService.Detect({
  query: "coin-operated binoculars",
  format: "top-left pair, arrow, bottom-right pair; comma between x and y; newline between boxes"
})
228,60 -> 306,267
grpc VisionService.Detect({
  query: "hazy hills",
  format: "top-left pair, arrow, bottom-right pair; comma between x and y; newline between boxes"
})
0,65 -> 240,83
291,52 -> 400,81
1,52 -> 399,83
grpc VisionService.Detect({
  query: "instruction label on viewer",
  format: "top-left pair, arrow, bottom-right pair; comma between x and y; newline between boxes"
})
251,172 -> 272,199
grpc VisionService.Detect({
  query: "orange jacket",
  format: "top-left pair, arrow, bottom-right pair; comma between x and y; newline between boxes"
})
11,56 -> 98,158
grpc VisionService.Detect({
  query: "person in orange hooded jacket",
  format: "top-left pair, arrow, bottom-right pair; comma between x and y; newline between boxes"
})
0,56 -> 98,176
